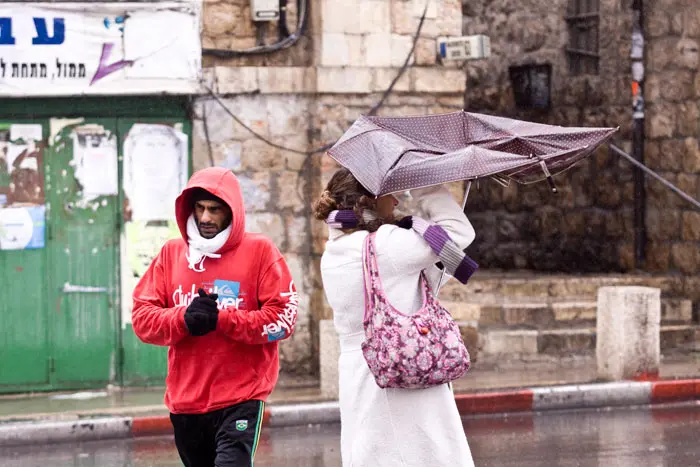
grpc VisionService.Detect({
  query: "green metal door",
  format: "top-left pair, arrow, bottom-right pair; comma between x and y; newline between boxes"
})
117,118 -> 192,386
0,120 -> 51,390
46,118 -> 120,388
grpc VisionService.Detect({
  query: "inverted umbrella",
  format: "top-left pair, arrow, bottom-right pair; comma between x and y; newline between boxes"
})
327,111 -> 618,197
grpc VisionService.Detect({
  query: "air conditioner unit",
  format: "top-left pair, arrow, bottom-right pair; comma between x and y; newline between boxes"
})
437,35 -> 491,61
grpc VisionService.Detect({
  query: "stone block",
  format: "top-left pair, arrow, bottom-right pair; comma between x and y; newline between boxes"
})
411,68 -> 466,93
238,173 -> 271,212
319,319 -> 340,399
266,96 -> 309,137
371,68 -> 411,92
677,173 -> 699,200
661,299 -> 693,323
241,139 -> 284,171
322,0 -> 354,33
277,171 -> 305,212
393,1 -> 439,38
441,301 -> 481,321
415,38 -> 437,65
671,242 -> 700,274
677,102 -> 700,136
657,138 -> 686,171
258,67 -> 317,94
286,216 -> 309,254
358,0 -> 391,34
317,67 -> 373,93
458,323 -> 480,363
683,276 -> 700,302
683,138 -> 700,172
481,330 -> 539,355
502,303 -> 554,327
682,211 -> 700,240
596,286 -> 661,381
676,38 -> 699,70
321,33 -> 350,67
646,241 -> 671,272
538,329 -> 595,355
660,325 -> 697,350
221,96 -> 270,139
646,104 -> 676,139
245,213 -> 285,246
659,71 -> 695,102
212,140 -> 243,171
364,34 -> 394,67
203,2 -> 240,36
391,34 -> 415,68
215,67 -> 259,94
195,99 -> 234,144
552,302 -> 597,322
647,12 -> 670,37
646,207 -> 681,241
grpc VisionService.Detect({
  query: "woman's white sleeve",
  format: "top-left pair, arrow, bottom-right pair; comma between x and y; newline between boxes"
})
377,186 -> 476,277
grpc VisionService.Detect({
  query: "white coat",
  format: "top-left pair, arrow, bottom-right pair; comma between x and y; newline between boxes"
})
320,185 -> 477,467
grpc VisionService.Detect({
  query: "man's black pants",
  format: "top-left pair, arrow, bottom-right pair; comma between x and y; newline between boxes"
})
170,400 -> 265,467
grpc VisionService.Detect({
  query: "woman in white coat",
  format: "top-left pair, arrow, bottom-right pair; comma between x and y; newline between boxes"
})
314,168 -> 477,467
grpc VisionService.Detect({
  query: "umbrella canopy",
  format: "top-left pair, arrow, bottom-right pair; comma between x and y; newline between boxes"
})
327,111 -> 618,196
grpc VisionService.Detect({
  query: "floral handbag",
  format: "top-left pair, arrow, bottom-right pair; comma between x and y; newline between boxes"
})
361,232 -> 471,389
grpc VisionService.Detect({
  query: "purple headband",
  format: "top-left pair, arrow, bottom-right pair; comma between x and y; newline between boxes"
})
326,210 -> 359,229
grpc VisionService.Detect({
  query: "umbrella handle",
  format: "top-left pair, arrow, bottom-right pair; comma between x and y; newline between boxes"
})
436,180 -> 472,295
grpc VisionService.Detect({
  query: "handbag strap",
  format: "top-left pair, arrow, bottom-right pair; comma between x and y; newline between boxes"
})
362,232 -> 381,323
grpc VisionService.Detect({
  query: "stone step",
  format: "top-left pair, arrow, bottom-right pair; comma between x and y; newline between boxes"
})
441,272 -> 687,303
460,323 -> 700,357
444,298 -> 693,327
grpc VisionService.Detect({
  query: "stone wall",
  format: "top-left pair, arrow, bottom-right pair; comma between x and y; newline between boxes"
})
643,0 -> 700,305
460,0 -> 663,274
194,0 -> 468,376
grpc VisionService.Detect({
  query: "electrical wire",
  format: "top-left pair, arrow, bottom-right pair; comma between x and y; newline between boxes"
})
610,144 -> 700,211
202,0 -> 308,58
203,2 -> 431,155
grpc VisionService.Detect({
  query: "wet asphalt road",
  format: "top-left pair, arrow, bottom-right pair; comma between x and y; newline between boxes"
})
1,403 -> 699,466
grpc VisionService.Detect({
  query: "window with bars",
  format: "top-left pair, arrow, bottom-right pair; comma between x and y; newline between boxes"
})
566,0 -> 600,75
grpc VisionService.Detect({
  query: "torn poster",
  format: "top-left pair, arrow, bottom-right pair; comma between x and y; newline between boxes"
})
0,123 -> 45,206
0,205 -> 45,250
123,123 -> 188,221
71,129 -> 119,200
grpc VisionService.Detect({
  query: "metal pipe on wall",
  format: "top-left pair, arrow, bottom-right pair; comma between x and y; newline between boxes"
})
631,0 -> 647,267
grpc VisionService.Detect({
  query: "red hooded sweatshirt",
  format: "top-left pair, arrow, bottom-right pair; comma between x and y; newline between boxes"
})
131,167 -> 297,414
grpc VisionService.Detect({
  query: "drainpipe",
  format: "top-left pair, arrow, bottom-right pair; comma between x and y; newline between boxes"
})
630,0 -> 646,268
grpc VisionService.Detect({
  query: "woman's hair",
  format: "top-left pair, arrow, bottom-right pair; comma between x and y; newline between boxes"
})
312,167 -> 386,232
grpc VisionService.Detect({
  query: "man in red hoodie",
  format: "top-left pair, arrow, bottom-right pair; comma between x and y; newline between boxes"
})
132,167 -> 297,467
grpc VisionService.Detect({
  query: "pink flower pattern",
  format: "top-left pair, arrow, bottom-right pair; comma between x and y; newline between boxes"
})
361,233 -> 471,389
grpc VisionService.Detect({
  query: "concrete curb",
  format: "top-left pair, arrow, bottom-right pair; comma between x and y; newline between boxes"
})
1,379 -> 698,447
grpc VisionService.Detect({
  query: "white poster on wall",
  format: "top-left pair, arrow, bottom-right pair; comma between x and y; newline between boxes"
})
0,2 -> 201,97
71,130 -> 119,200
123,123 -> 188,221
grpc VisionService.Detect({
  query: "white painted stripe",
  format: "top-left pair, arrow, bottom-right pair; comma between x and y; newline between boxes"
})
268,401 -> 340,427
0,417 -> 132,447
532,382 -> 652,410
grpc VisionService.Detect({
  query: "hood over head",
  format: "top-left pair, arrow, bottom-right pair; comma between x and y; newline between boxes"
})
175,167 -> 246,253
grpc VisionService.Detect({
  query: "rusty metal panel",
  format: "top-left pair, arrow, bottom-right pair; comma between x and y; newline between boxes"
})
0,120 -> 51,390
46,118 -> 120,387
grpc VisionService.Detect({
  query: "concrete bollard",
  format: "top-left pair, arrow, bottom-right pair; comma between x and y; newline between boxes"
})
319,319 -> 340,399
596,286 -> 661,381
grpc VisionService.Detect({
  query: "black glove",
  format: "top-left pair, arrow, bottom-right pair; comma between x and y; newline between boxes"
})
184,288 -> 219,336
396,216 -> 413,229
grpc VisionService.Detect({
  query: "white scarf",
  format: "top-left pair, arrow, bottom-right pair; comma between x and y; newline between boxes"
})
186,214 -> 232,272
